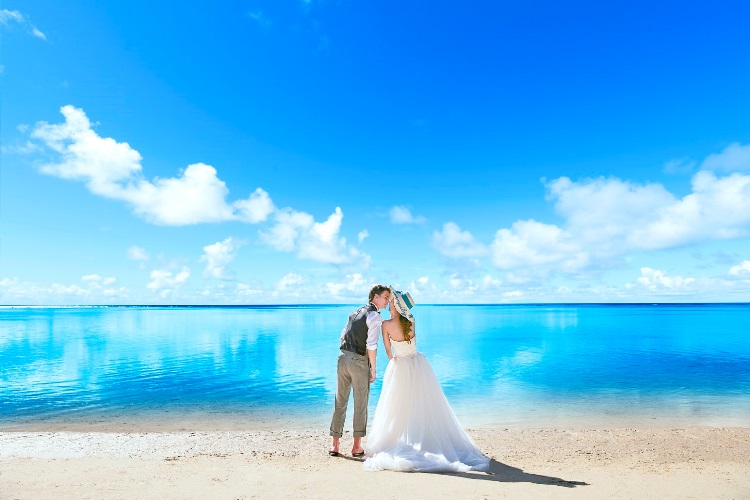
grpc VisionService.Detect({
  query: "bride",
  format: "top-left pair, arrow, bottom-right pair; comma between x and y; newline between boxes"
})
363,287 -> 490,472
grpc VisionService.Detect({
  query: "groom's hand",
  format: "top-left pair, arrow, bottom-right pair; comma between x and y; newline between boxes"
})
369,367 -> 376,384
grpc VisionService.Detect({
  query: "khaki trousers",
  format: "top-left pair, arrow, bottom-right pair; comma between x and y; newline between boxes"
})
329,350 -> 370,438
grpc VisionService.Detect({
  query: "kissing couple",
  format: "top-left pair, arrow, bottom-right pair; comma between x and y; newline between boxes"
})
328,284 -> 489,472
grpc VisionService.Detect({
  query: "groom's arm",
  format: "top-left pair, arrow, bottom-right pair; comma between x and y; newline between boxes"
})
367,349 -> 377,383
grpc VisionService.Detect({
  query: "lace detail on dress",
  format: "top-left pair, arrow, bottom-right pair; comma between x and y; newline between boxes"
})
390,338 -> 417,358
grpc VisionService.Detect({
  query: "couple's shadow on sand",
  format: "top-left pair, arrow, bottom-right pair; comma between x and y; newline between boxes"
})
337,456 -> 588,488
469,459 -> 588,488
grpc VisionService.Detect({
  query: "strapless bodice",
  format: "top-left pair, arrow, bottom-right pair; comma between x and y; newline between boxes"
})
391,338 -> 417,358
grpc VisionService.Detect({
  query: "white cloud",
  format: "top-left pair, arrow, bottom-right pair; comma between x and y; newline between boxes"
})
147,267 -> 190,290
406,276 -> 449,303
81,274 -> 118,289
30,106 -> 272,226
247,10 -> 271,27
547,170 -> 750,252
729,260 -> 750,276
0,10 -> 23,24
389,273 -> 507,305
277,273 -> 304,293
235,282 -> 263,297
303,207 -> 346,261
262,206 -> 367,265
49,283 -> 88,296
486,144 -> 750,276
269,273 -> 381,302
324,273 -> 369,298
631,171 -> 750,249
663,157 -> 696,175
546,176 -> 675,250
492,219 -> 588,272
127,246 -> 149,261
390,205 -> 426,224
627,267 -> 695,292
125,163 -> 237,225
0,9 -> 46,40
200,237 -> 240,280
482,275 -> 502,288
448,276 -> 467,290
29,106 -> 366,266
432,222 -> 488,258
233,187 -> 275,223
386,276 -> 447,303
701,142 -> 750,172
31,27 -> 46,40
505,272 -> 532,285
0,276 -> 128,304
408,276 -> 431,292
358,230 -> 369,243
262,208 -> 313,252
1,139 -> 42,155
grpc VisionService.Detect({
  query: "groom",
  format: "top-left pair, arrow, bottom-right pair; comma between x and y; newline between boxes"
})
329,285 -> 391,457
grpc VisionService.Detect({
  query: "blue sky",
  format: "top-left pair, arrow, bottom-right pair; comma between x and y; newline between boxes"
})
2,1 -> 750,304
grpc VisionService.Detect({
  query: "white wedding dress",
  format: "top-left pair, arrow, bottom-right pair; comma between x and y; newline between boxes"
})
364,338 -> 490,472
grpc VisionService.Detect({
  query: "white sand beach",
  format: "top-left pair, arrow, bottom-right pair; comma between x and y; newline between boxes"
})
2,427 -> 749,499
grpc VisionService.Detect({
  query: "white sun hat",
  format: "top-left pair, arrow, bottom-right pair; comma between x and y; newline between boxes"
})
389,286 -> 415,322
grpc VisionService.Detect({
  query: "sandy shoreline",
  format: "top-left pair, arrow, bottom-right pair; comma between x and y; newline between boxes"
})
2,427 -> 749,499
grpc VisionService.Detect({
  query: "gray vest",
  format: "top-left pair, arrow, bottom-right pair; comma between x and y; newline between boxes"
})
340,303 -> 378,356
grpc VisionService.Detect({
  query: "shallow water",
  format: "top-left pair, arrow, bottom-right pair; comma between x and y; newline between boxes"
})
1,304 -> 749,429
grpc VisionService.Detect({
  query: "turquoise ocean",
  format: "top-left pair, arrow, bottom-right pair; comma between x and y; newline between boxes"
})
1,304 -> 749,430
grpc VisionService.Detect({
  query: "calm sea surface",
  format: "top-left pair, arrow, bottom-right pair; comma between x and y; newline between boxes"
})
1,304 -> 749,429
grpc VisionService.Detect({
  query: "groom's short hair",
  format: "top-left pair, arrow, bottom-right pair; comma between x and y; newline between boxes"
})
369,285 -> 389,302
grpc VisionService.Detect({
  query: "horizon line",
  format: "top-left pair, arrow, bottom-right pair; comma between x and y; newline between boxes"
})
2,302 -> 750,308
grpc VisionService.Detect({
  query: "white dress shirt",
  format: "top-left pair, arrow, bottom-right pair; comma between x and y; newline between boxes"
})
364,308 -> 383,351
